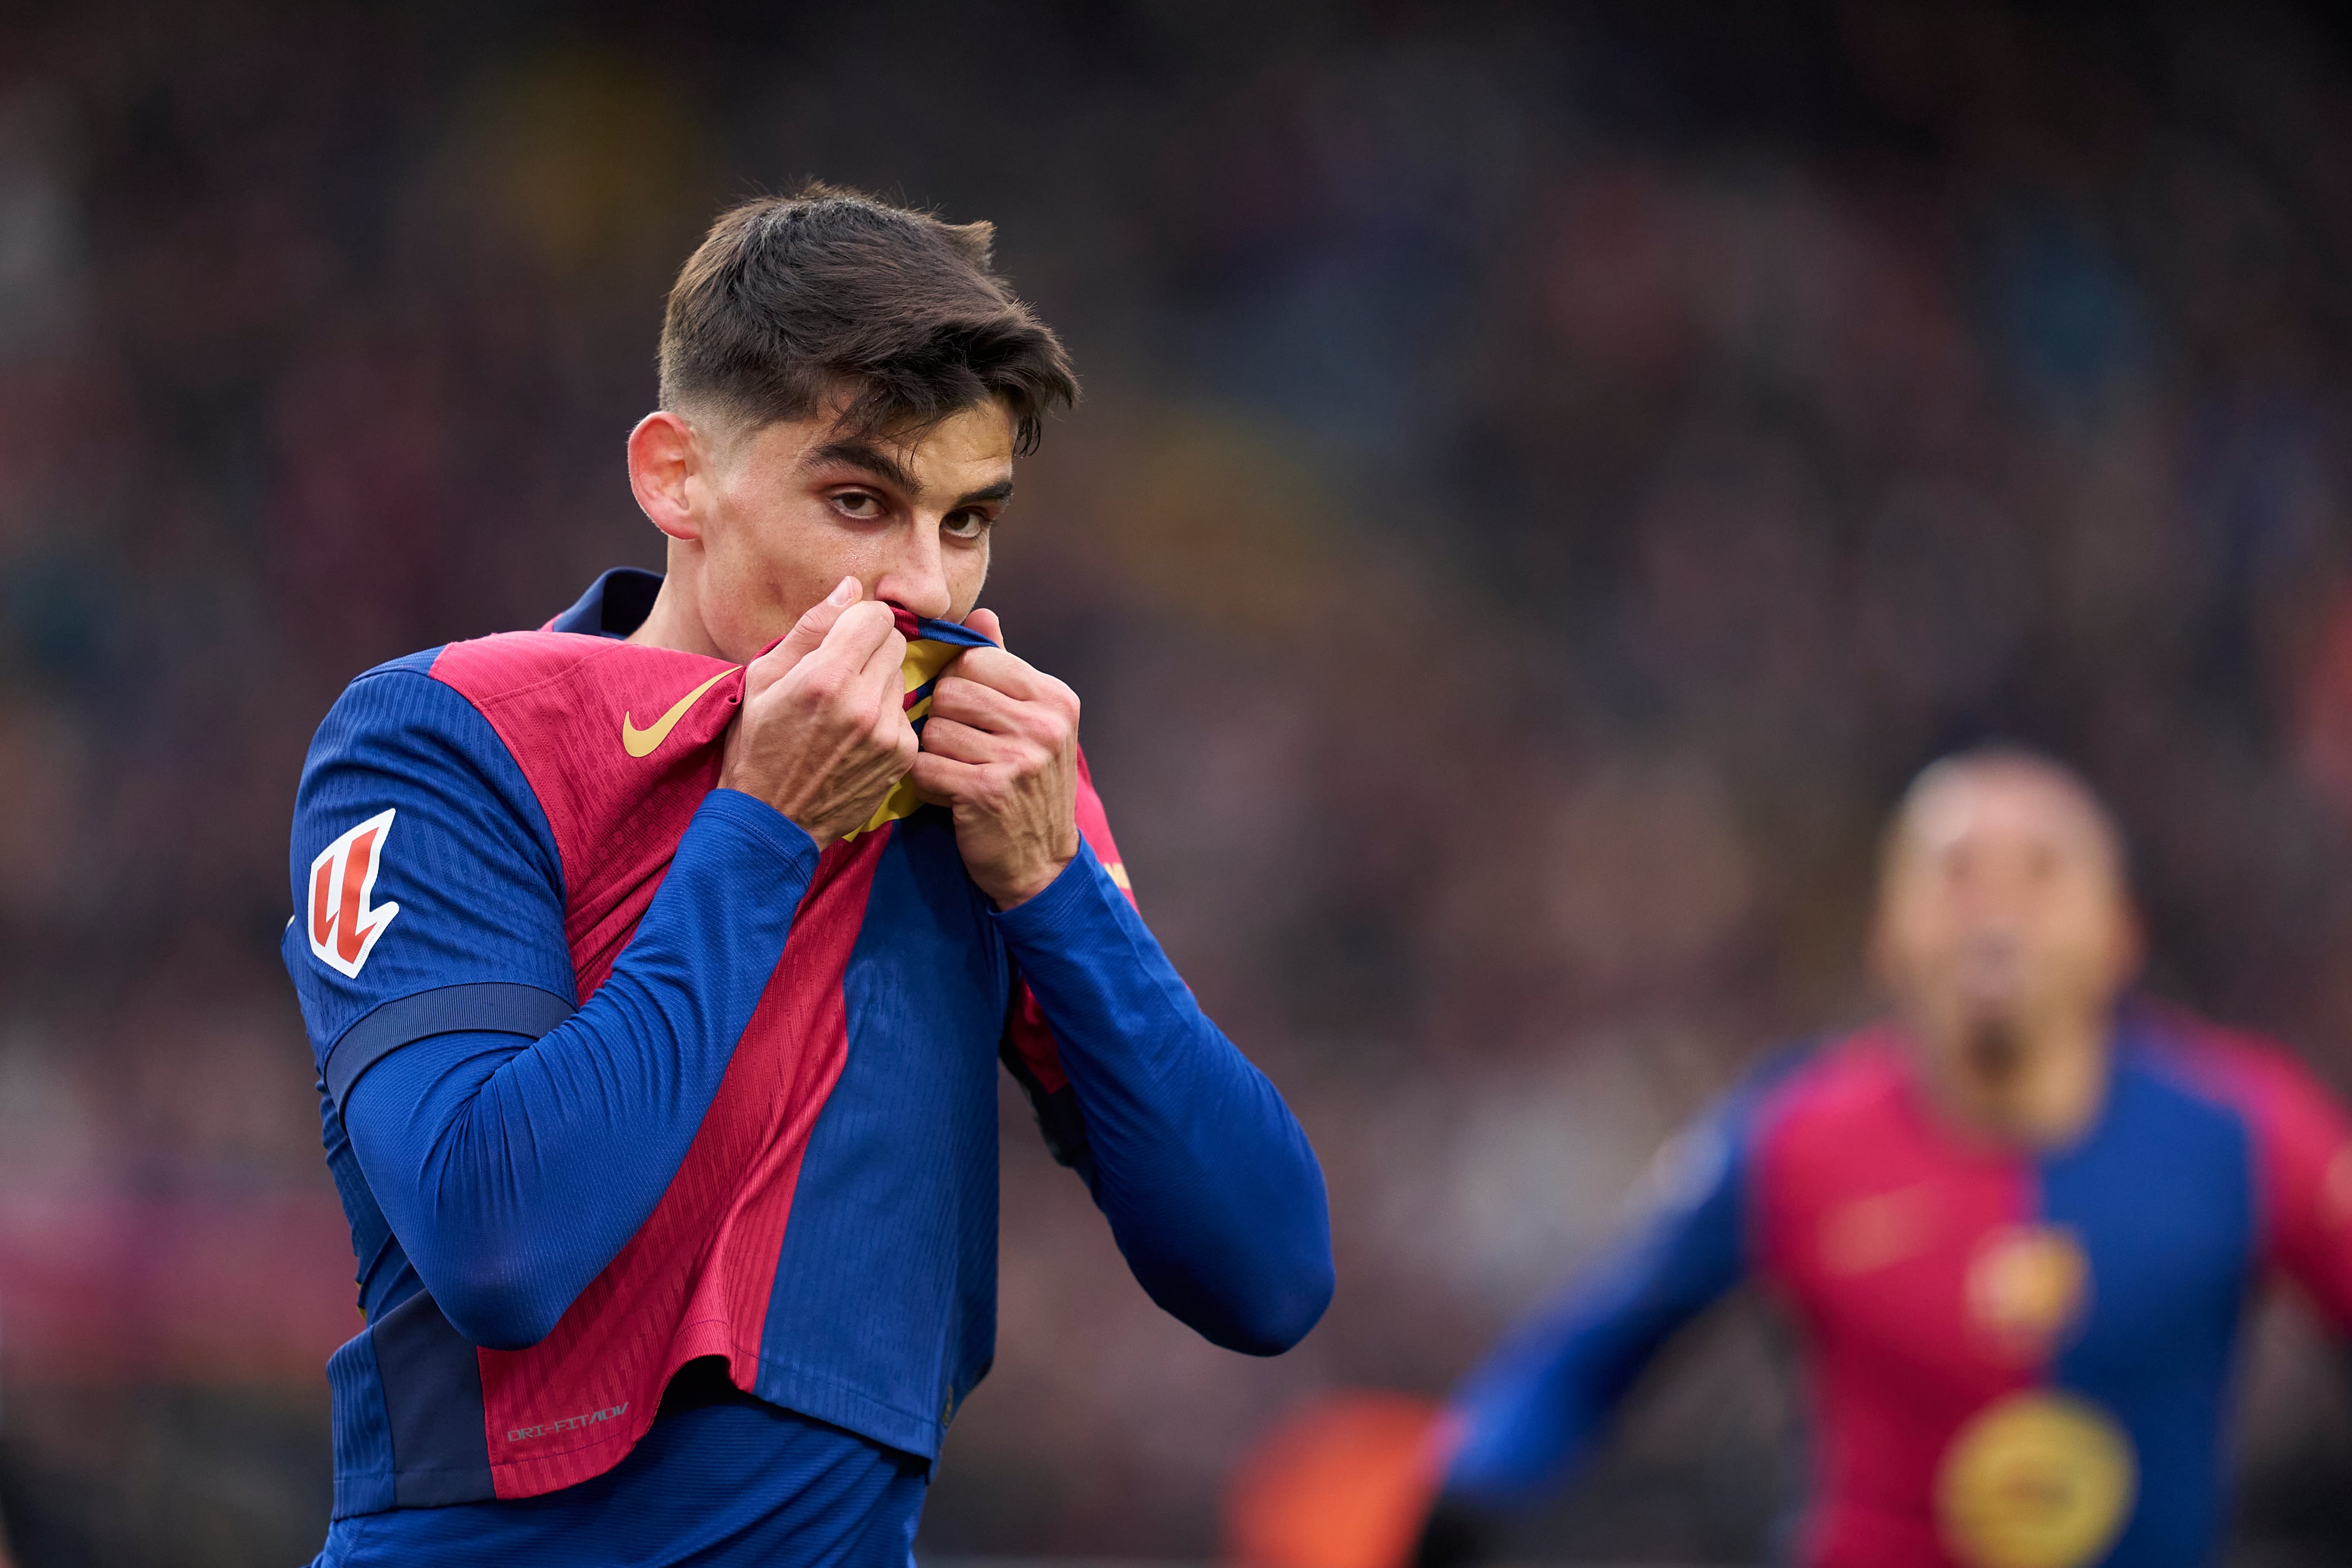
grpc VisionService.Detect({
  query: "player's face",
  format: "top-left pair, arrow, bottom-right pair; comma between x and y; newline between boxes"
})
1873,767 -> 2141,1059
691,401 -> 1015,663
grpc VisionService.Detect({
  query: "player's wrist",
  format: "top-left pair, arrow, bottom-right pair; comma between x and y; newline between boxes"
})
983,849 -> 1075,911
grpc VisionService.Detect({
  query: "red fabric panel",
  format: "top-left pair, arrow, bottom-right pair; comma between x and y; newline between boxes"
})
1755,1030 -> 2034,1568
429,632 -> 882,1498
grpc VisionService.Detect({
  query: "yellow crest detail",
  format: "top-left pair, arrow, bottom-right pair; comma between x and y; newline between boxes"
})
842,638 -> 971,842
1936,1391 -> 2135,1568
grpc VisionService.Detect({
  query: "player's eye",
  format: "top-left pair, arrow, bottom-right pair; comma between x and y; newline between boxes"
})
831,490 -> 883,520
943,508 -> 993,540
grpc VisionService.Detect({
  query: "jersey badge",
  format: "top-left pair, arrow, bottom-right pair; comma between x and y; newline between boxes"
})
1935,1389 -> 2135,1568
308,808 -> 400,978
1967,1223 -> 2090,1361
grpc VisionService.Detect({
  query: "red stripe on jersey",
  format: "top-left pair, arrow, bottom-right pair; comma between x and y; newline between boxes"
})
429,630 -> 883,1499
1753,1032 -> 2036,1568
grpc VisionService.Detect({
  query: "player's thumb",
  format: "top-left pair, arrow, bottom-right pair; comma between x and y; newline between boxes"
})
964,607 -> 1007,650
750,576 -> 863,694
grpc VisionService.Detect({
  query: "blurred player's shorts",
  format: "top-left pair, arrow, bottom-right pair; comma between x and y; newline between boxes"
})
1222,1392 -> 1452,1568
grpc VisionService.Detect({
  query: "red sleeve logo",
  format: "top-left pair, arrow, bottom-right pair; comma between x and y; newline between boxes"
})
308,809 -> 401,978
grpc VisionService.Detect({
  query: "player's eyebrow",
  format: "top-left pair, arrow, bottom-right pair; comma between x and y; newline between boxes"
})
805,439 -> 1012,510
804,439 -> 920,494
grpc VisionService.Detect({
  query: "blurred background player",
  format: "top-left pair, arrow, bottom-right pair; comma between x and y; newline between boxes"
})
1231,747 -> 2352,1568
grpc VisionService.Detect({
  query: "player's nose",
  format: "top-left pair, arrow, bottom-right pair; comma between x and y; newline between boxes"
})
873,521 -> 953,621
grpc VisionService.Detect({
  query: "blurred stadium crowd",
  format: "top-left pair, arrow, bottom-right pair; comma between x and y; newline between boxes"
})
6,1 -> 2352,1562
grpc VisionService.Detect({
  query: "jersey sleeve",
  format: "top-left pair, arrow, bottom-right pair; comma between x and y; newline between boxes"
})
285,653 -> 825,1350
283,654 -> 579,1100
990,751 -> 1333,1356
1437,1079 -> 1769,1510
997,747 -> 1126,1166
2203,1034 -> 2352,1328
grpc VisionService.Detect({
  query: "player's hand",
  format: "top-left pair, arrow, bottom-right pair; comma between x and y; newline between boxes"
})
719,577 -> 917,850
910,609 -> 1081,908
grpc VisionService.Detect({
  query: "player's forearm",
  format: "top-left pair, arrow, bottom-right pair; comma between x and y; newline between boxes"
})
1439,1300 -> 1641,1506
993,843 -> 1334,1355
344,789 -> 820,1349
1441,1166 -> 1749,1506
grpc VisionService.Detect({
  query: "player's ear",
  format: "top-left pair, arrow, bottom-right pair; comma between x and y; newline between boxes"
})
627,410 -> 704,543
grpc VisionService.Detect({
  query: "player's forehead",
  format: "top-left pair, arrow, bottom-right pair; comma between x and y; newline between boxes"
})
1889,756 -> 2122,872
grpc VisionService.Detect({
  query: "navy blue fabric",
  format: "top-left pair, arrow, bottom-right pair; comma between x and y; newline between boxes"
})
993,840 -> 1335,1355
312,1402 -> 926,1568
548,566 -> 663,638
326,982 -> 577,1108
2043,1042 -> 2257,1568
757,811 -> 1009,1456
1440,1060 -> 1792,1506
902,614 -> 997,651
324,1325 -> 397,1517
372,1290 -> 495,1507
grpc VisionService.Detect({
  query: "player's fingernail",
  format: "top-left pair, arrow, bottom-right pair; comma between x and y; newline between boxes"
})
829,576 -> 860,606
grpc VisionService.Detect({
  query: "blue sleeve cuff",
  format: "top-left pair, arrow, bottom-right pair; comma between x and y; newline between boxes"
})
988,840 -> 1122,951
692,787 -> 823,884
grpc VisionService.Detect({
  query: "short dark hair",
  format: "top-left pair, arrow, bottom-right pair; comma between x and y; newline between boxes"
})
658,185 -> 1077,454
1886,743 -> 2130,882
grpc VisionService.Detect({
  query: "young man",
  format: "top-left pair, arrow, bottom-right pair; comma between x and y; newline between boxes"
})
1386,751 -> 2352,1567
284,188 -> 1333,1566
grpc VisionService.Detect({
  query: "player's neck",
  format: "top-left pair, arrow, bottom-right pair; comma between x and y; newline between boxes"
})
627,554 -> 726,660
1923,1012 -> 2112,1150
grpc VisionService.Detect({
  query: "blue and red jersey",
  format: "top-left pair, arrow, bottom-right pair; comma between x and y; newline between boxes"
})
282,569 -> 1332,1564
1442,1014 -> 2352,1568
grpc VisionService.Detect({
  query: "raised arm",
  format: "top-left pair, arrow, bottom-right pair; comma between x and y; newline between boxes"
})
994,833 -> 1334,1354
909,611 -> 1332,1355
2180,1026 -> 2352,1328
1416,1086 -> 1767,1562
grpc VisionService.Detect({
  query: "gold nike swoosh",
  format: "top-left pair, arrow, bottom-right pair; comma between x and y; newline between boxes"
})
622,668 -> 737,758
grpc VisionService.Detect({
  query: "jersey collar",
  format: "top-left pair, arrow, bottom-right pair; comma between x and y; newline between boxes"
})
548,567 -> 998,651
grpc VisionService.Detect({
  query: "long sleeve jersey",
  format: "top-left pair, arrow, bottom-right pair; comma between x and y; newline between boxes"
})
283,569 -> 1333,1567
1435,1015 -> 2352,1568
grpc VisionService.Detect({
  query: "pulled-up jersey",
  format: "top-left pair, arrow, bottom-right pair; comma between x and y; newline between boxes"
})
283,569 -> 1332,1562
1443,1013 -> 2352,1568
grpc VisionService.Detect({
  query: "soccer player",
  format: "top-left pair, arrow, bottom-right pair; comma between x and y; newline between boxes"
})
283,188 -> 1333,1566
1393,750 -> 2352,1568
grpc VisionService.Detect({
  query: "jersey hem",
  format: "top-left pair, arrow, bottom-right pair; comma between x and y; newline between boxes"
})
750,1355 -> 946,1463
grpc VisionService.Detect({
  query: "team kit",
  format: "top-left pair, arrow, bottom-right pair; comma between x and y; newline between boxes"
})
283,189 -> 2352,1568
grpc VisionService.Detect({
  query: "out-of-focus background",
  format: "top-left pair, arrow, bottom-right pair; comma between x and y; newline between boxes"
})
6,0 -> 2352,1562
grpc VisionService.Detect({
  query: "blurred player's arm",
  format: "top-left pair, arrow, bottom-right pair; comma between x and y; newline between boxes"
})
2207,1034 -> 2352,1327
1415,1087 -> 1767,1564
295,668 -> 822,1349
988,763 -> 1334,1357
